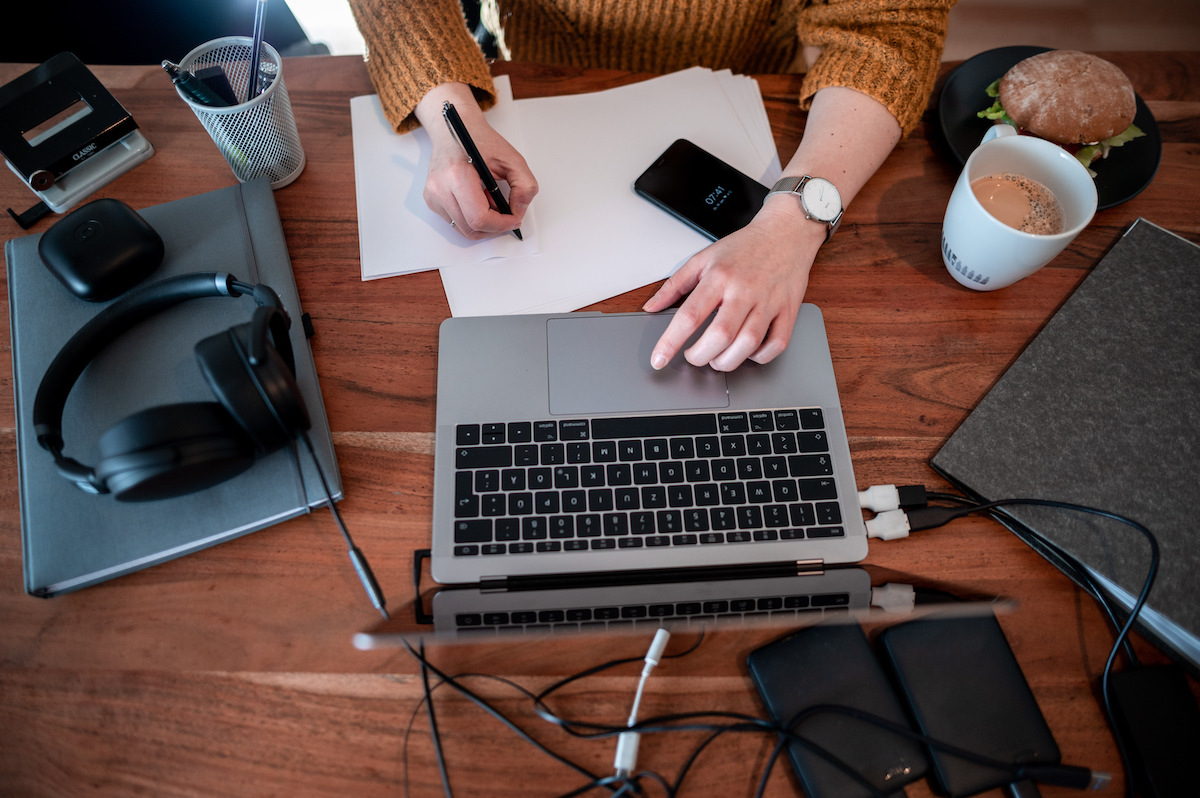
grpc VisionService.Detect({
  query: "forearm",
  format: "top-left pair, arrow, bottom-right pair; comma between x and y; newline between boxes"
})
765,85 -> 901,225
347,0 -> 496,132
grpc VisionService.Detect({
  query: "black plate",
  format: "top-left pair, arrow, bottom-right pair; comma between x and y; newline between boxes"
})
938,46 -> 1162,210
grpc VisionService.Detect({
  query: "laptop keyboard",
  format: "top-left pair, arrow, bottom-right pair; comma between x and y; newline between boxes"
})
451,408 -> 845,557
450,590 -> 851,636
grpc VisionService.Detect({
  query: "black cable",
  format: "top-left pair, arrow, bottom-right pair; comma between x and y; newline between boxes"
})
419,640 -> 455,798
926,491 -> 1140,666
902,493 -> 1159,798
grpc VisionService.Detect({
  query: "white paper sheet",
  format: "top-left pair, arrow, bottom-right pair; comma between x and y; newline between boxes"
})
350,76 -> 539,279
349,68 -> 781,311
439,68 -> 780,316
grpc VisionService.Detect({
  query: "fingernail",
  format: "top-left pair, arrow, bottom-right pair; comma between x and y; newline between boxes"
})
651,352 -> 667,370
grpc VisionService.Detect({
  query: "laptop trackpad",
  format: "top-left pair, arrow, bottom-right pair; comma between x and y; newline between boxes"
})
546,315 -> 729,415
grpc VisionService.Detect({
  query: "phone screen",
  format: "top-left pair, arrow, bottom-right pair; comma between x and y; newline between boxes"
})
633,139 -> 769,240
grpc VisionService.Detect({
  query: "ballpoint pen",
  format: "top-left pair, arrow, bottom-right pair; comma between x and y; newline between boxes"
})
161,60 -> 227,107
245,0 -> 269,102
442,100 -> 524,241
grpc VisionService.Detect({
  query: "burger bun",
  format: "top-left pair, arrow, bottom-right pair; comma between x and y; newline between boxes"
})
998,50 -> 1136,145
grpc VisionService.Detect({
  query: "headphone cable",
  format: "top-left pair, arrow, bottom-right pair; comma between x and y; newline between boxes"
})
300,431 -> 388,618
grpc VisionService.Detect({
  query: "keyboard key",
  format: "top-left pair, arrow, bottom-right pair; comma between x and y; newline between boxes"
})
593,440 -> 618,461
699,532 -> 725,544
533,421 -> 557,441
508,422 -> 532,442
646,535 -> 671,547
718,413 -> 748,433
454,545 -> 479,556
457,446 -> 512,469
645,439 -> 669,459
554,466 -> 579,488
500,469 -> 524,490
799,409 -> 825,429
456,424 -> 480,445
514,444 -> 538,466
607,463 -> 632,485
495,518 -> 520,540
508,493 -> 534,514
540,443 -> 566,464
809,526 -> 845,538
482,423 -> 505,444
591,538 -> 616,549
591,414 -> 717,439
796,431 -> 829,452
799,478 -> 838,501
721,435 -> 746,457
749,411 -> 774,431
671,534 -> 698,545
567,442 -> 590,463
816,501 -> 843,524
790,454 -> 833,476
522,518 -> 547,539
618,440 -> 643,461
454,520 -> 491,542
618,537 -> 643,548
560,419 -> 590,440
481,544 -> 506,555
774,409 -> 800,430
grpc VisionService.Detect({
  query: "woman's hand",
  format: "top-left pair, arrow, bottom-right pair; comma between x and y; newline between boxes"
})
414,82 -> 538,239
642,198 -> 826,371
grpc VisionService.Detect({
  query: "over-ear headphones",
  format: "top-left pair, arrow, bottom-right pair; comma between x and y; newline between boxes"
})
33,271 -> 311,502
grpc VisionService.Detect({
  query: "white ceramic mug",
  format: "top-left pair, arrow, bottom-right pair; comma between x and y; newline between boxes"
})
941,125 -> 1097,290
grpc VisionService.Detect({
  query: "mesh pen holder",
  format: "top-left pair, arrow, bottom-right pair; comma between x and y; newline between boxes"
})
177,36 -> 305,188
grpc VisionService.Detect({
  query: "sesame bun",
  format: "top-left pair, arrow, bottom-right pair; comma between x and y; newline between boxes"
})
999,50 -> 1137,144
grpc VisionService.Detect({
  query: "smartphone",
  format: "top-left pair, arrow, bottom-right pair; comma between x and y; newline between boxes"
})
747,623 -> 928,798
878,613 -> 1061,797
633,139 -> 769,240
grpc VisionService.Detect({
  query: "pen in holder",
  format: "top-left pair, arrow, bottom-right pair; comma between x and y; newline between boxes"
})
175,36 -> 305,189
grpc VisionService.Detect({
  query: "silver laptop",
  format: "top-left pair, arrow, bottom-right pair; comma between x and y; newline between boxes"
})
431,305 -> 867,586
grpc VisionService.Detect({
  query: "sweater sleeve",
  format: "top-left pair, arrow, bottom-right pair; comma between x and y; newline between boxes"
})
797,0 -> 955,137
347,0 -> 497,133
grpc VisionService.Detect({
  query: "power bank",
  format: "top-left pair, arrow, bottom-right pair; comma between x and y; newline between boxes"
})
747,622 -> 928,798
1109,664 -> 1200,798
878,613 -> 1060,797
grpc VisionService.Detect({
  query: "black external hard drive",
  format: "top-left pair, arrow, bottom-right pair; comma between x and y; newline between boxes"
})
747,622 -> 928,798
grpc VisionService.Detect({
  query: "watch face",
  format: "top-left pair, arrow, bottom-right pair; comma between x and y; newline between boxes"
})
800,177 -> 842,222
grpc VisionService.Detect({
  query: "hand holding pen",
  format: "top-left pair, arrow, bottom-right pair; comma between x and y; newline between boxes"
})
412,85 -> 537,241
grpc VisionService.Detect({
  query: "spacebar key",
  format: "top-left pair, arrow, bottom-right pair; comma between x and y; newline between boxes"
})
591,413 -> 717,439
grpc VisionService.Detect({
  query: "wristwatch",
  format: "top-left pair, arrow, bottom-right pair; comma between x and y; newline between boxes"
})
767,175 -> 843,241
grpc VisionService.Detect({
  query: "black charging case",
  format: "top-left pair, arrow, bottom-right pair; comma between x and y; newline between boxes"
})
38,198 -> 164,301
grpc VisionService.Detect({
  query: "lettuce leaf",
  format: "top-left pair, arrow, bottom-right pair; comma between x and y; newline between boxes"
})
977,80 -> 1016,126
1074,123 -> 1146,175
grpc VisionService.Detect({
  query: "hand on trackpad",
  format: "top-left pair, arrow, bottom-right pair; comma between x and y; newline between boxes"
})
546,314 -> 729,416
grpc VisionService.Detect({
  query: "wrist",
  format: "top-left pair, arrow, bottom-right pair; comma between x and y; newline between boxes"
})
756,195 -> 830,250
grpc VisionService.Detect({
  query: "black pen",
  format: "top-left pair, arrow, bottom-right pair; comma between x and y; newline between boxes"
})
162,60 -> 227,107
441,101 -> 523,241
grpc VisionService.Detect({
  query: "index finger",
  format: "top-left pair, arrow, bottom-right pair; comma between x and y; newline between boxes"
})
649,288 -> 723,370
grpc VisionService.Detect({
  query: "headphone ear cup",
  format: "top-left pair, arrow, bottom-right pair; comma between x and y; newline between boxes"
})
93,402 -> 256,501
195,319 -> 310,453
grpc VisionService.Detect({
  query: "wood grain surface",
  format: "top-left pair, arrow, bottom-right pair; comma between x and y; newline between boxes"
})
1,52 -> 1197,797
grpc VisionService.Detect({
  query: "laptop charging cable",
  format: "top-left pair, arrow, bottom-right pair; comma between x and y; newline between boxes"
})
613,627 -> 672,780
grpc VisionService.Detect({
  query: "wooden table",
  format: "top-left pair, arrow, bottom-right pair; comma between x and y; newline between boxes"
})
1,53 -> 1197,796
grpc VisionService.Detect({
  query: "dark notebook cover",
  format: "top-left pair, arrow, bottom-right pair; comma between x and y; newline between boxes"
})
6,179 -> 341,596
932,219 -> 1200,672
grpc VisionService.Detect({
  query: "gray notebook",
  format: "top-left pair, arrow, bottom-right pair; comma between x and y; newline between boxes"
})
932,219 -> 1200,672
431,305 -> 868,586
6,179 -> 340,596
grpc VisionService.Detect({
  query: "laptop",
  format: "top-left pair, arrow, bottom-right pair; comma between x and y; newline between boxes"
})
353,564 -> 1012,647
431,305 -> 867,587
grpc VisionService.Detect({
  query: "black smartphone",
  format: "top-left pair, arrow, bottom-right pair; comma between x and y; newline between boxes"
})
877,613 -> 1061,797
633,138 -> 769,240
747,622 -> 928,798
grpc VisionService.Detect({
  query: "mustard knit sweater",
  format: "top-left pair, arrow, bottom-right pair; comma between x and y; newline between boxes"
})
348,0 -> 954,137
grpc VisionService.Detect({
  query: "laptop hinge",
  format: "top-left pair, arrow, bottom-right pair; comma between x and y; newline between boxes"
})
477,559 -> 824,593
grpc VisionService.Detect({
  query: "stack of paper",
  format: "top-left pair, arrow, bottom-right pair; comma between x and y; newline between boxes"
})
350,67 -> 781,316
